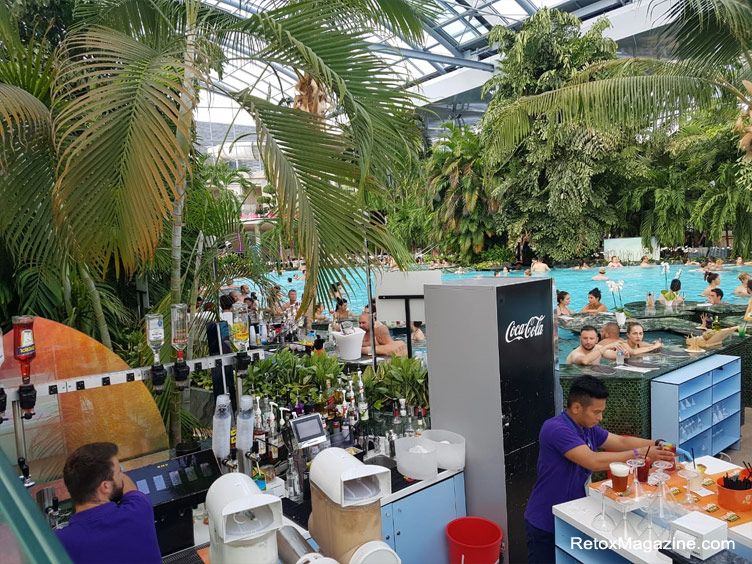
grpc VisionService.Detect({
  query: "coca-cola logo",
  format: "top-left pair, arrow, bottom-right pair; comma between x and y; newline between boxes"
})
505,315 -> 545,343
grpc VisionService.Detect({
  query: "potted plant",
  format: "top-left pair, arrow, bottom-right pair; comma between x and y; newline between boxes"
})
607,280 -> 627,326
383,356 -> 429,410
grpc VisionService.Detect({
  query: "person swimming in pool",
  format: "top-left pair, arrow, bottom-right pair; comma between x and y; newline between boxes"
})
591,267 -> 608,281
579,288 -> 608,314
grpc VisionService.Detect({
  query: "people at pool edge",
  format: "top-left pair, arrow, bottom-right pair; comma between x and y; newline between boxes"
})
358,311 -> 407,357
525,376 -> 677,563
608,255 -> 623,268
556,291 -> 573,316
623,321 -> 662,354
56,442 -> 161,564
579,288 -> 608,314
701,272 -> 721,296
566,325 -> 629,365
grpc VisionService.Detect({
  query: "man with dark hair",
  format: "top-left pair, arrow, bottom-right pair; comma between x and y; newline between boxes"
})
566,325 -> 627,365
56,442 -> 161,564
708,287 -> 726,305
524,376 -> 674,563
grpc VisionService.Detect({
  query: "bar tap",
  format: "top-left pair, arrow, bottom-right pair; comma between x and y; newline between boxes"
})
13,316 -> 37,419
18,456 -> 35,488
145,314 -> 167,394
170,304 -> 190,390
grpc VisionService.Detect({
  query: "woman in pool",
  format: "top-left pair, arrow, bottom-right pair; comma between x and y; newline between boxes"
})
624,322 -> 662,355
639,256 -> 652,267
734,272 -> 751,295
556,291 -> 573,315
659,279 -> 685,304
701,272 -> 721,296
608,256 -> 623,268
580,288 -> 608,314
736,256 -> 752,266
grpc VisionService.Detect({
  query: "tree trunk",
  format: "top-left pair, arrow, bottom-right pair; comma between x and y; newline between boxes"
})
80,265 -> 112,350
187,231 -> 204,361
166,4 -> 199,447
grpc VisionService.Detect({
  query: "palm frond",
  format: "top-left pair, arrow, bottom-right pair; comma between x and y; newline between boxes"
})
232,4 -> 422,188
482,72 -> 720,164
52,26 -> 198,274
231,92 -> 409,310
658,0 -> 752,67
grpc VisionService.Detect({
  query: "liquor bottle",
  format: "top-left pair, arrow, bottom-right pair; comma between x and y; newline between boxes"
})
399,398 -> 407,418
12,316 -> 35,383
357,371 -> 369,422
295,394 -> 305,416
253,396 -> 267,457
713,316 -> 721,331
404,414 -> 415,437
334,377 -> 344,405
341,410 -> 350,441
231,303 -> 250,352
325,379 -> 335,419
348,397 -> 359,428
304,391 -> 315,415
416,408 -> 425,437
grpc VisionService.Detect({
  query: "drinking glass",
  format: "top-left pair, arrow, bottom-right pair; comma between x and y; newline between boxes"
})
678,469 -> 701,511
639,490 -> 667,545
591,483 -> 616,532
648,470 -> 678,521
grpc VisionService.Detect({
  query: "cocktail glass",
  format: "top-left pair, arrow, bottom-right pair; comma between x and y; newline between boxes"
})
613,498 -> 638,540
648,468 -> 678,521
639,490 -> 667,545
591,483 -> 616,532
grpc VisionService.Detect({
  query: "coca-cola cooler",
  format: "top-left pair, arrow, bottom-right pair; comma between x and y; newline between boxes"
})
425,278 -> 556,564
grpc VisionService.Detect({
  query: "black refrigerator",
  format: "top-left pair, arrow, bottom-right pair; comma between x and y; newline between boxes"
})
425,278 -> 557,564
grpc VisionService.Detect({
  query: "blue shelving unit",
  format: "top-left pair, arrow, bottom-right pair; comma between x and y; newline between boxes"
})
651,354 -> 741,457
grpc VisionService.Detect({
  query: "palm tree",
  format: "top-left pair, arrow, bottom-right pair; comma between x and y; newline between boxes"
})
482,0 -> 752,161
1,0 -> 436,444
425,123 -> 497,259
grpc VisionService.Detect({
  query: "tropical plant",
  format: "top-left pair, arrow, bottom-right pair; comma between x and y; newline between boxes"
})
381,355 -> 429,409
481,9 -> 631,261
480,0 -> 752,179
302,353 -> 345,391
424,122 -> 497,260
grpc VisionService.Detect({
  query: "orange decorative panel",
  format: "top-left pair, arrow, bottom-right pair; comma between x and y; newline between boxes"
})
0,318 -> 168,483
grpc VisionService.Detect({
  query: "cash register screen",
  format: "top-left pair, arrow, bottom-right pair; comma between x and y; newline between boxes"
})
291,414 -> 326,444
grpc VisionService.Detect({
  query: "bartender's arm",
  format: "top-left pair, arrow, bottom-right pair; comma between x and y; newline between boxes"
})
564,434 -> 674,472
122,471 -> 137,495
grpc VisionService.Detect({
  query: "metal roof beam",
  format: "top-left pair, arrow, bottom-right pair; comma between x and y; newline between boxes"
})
368,44 -> 495,71
513,0 -> 538,16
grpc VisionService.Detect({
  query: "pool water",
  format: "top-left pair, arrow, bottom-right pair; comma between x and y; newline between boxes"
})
242,264 -> 751,316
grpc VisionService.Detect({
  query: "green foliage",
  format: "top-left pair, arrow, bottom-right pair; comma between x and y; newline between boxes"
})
471,245 -> 515,266
481,9 -> 633,261
301,353 -> 345,390
425,123 -> 497,260
381,355 -> 429,408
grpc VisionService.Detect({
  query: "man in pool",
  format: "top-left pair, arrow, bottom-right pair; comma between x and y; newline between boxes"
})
358,311 -> 407,357
566,326 -> 628,365
624,322 -> 662,355
599,322 -> 622,346
708,288 -> 727,305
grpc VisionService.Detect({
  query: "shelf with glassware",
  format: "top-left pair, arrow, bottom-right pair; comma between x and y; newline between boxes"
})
651,354 -> 741,458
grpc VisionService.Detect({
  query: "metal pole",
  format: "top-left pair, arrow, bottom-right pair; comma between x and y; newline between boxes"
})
12,401 -> 27,461
364,239 -> 378,372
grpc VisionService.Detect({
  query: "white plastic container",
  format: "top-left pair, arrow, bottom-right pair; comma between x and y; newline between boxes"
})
395,437 -> 438,481
332,328 -> 366,361
421,429 -> 466,470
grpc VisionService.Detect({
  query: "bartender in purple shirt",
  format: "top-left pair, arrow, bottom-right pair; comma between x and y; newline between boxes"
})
56,442 -> 161,564
524,376 -> 674,563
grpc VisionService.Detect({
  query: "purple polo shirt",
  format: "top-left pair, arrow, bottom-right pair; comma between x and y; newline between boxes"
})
56,490 -> 161,564
524,411 -> 609,533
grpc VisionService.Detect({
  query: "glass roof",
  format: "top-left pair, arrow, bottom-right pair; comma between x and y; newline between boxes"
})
204,0 -> 630,103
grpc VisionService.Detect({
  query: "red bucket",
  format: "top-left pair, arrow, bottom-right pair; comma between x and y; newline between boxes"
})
446,517 -> 503,564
